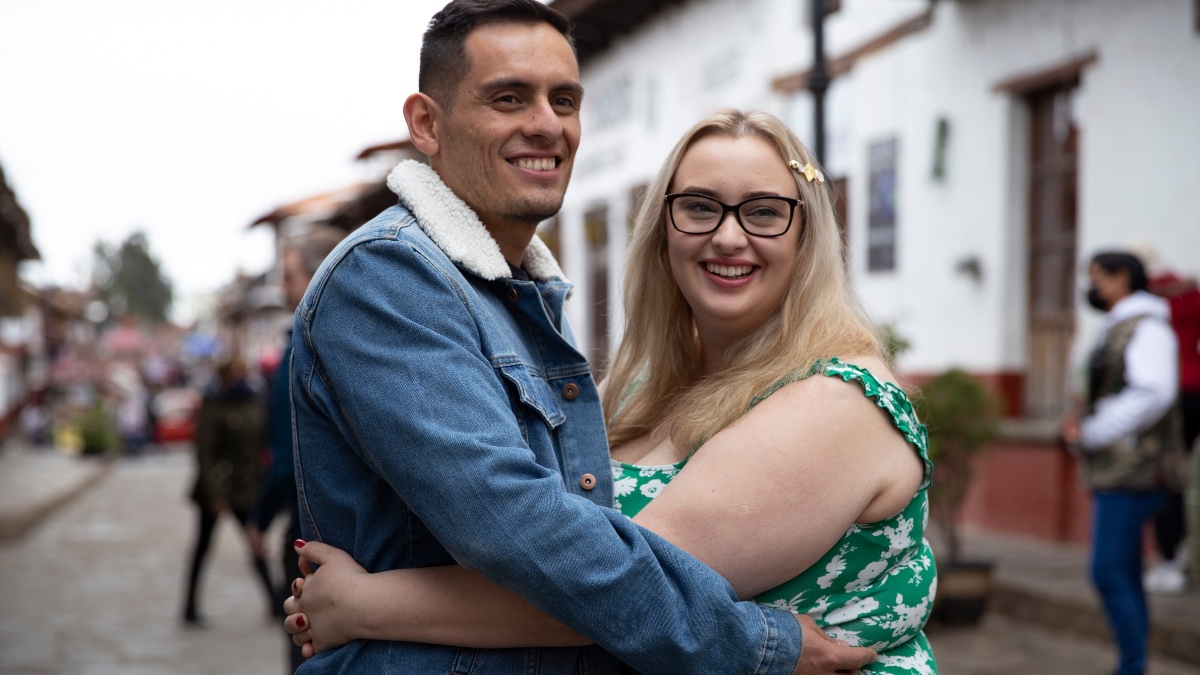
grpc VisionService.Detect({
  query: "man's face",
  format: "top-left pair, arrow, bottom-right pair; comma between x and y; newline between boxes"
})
431,22 -> 582,230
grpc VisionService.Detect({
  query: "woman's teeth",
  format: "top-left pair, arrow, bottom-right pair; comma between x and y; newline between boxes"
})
514,157 -> 555,171
705,263 -> 754,278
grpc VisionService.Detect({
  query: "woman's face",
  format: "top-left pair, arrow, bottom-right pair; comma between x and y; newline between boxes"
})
1088,262 -> 1131,310
666,134 -> 804,341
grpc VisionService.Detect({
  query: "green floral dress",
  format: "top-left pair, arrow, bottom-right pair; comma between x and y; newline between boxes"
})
611,359 -> 938,674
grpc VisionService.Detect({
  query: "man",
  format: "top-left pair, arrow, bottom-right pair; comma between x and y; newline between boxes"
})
290,2 -> 874,673
248,227 -> 345,669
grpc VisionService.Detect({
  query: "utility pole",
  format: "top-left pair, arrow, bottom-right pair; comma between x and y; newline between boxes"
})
809,0 -> 829,163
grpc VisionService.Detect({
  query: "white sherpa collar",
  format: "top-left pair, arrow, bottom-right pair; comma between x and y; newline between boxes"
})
385,160 -> 567,283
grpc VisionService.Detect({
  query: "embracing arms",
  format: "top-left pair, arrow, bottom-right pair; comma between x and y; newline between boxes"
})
291,296 -> 913,663
293,237 -> 817,674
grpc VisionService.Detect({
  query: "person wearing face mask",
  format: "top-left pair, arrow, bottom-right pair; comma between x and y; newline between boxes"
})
1064,251 -> 1186,675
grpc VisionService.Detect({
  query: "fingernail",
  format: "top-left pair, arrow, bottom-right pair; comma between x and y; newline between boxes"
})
292,579 -> 300,594
294,539 -> 306,548
296,615 -> 306,628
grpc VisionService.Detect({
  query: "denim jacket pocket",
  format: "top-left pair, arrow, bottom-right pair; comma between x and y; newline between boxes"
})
498,363 -> 566,431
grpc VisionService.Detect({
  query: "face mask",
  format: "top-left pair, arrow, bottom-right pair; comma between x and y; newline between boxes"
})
1086,287 -> 1108,311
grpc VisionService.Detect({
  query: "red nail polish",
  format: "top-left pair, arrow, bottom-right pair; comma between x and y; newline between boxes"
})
294,539 -> 306,548
297,615 -> 306,628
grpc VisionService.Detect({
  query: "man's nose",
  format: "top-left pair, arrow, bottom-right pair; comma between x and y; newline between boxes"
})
523,98 -> 563,139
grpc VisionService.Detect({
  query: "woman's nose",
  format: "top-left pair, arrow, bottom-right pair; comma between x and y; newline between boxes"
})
710,212 -> 748,251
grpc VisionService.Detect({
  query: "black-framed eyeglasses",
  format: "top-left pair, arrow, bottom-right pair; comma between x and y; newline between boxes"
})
664,192 -> 801,238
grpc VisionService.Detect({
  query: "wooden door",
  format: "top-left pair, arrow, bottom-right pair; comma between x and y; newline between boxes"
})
1025,86 -> 1078,420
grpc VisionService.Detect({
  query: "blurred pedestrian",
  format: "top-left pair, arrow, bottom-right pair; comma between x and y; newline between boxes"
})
1144,268 -> 1200,592
246,226 -> 343,669
1064,251 -> 1187,675
183,356 -> 273,626
19,390 -> 49,446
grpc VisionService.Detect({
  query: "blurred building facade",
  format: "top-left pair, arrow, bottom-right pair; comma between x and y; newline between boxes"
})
550,0 -> 1200,542
0,162 -> 41,431
219,142 -> 425,372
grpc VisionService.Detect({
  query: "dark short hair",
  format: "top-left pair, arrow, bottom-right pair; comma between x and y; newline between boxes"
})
1091,251 -> 1148,292
419,0 -> 574,109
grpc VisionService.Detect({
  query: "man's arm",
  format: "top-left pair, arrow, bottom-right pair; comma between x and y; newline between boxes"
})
300,239 -> 804,675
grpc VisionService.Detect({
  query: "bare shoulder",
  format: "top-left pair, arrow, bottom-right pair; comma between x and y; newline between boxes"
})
835,353 -> 901,388
753,354 -> 900,415
736,354 -> 916,467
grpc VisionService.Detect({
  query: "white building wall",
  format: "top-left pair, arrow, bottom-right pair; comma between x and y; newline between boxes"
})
561,0 -> 1200,384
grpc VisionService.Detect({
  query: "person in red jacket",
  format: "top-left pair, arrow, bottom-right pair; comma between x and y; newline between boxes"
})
1146,271 -> 1200,593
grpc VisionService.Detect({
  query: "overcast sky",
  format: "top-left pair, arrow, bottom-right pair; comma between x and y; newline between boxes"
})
0,0 -> 450,321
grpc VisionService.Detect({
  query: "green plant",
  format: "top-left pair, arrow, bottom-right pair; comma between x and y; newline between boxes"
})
877,322 -> 911,366
915,368 -> 999,564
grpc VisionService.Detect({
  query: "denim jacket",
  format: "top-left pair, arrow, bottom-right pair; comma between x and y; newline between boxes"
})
291,161 -> 802,674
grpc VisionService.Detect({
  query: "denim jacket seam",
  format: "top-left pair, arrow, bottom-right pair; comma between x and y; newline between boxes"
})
311,241 -> 488,498
753,604 -> 772,675
299,212 -> 409,323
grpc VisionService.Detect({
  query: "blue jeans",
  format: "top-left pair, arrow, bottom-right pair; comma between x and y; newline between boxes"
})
1090,490 -> 1168,675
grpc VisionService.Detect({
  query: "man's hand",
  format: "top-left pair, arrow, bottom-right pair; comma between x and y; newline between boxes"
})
792,614 -> 875,675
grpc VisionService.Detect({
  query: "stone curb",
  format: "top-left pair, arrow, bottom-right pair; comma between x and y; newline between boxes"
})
990,580 -> 1200,664
0,460 -> 113,542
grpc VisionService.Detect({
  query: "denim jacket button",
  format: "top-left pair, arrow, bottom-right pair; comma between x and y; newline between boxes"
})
579,473 -> 597,490
562,383 -> 579,400
506,286 -> 519,304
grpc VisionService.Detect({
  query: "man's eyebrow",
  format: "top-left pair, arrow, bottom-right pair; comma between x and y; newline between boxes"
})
478,78 -> 584,98
551,82 -> 585,98
479,77 -> 532,93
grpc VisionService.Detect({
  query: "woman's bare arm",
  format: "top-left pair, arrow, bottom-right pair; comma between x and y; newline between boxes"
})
631,355 -> 922,599
283,542 -> 587,654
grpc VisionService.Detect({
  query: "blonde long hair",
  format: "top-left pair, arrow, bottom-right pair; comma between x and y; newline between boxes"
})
601,109 -> 880,453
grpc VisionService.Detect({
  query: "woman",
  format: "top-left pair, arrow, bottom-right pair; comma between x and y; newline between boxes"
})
1066,251 -> 1184,675
284,110 -> 937,673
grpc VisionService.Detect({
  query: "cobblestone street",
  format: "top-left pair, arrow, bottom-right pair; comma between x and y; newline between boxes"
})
1,449 -> 1197,674
0,450 -> 289,675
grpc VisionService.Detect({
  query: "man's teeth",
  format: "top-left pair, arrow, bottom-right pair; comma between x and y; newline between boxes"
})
514,157 -> 556,171
705,263 -> 754,278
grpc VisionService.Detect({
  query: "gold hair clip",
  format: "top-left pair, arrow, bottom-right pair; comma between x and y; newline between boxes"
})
788,159 -> 825,184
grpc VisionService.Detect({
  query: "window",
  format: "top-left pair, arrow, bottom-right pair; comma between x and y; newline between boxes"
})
591,76 -> 632,131
867,138 -> 898,272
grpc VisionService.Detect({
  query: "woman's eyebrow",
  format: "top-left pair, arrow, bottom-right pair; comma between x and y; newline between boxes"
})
674,186 -> 795,200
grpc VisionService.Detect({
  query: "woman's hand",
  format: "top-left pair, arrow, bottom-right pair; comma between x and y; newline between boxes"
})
283,540 -> 370,657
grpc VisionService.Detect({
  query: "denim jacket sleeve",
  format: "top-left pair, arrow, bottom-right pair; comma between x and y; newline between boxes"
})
298,238 -> 802,675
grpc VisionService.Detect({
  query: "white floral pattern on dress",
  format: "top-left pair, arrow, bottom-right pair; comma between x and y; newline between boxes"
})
613,475 -> 637,498
638,478 -> 665,498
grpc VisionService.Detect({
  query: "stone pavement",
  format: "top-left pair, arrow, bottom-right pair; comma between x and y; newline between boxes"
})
0,445 -> 289,675
953,527 -> 1200,666
0,440 -> 110,540
0,441 -> 1197,674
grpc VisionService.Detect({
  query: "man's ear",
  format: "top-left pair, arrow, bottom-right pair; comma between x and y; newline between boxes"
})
404,93 -> 441,157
